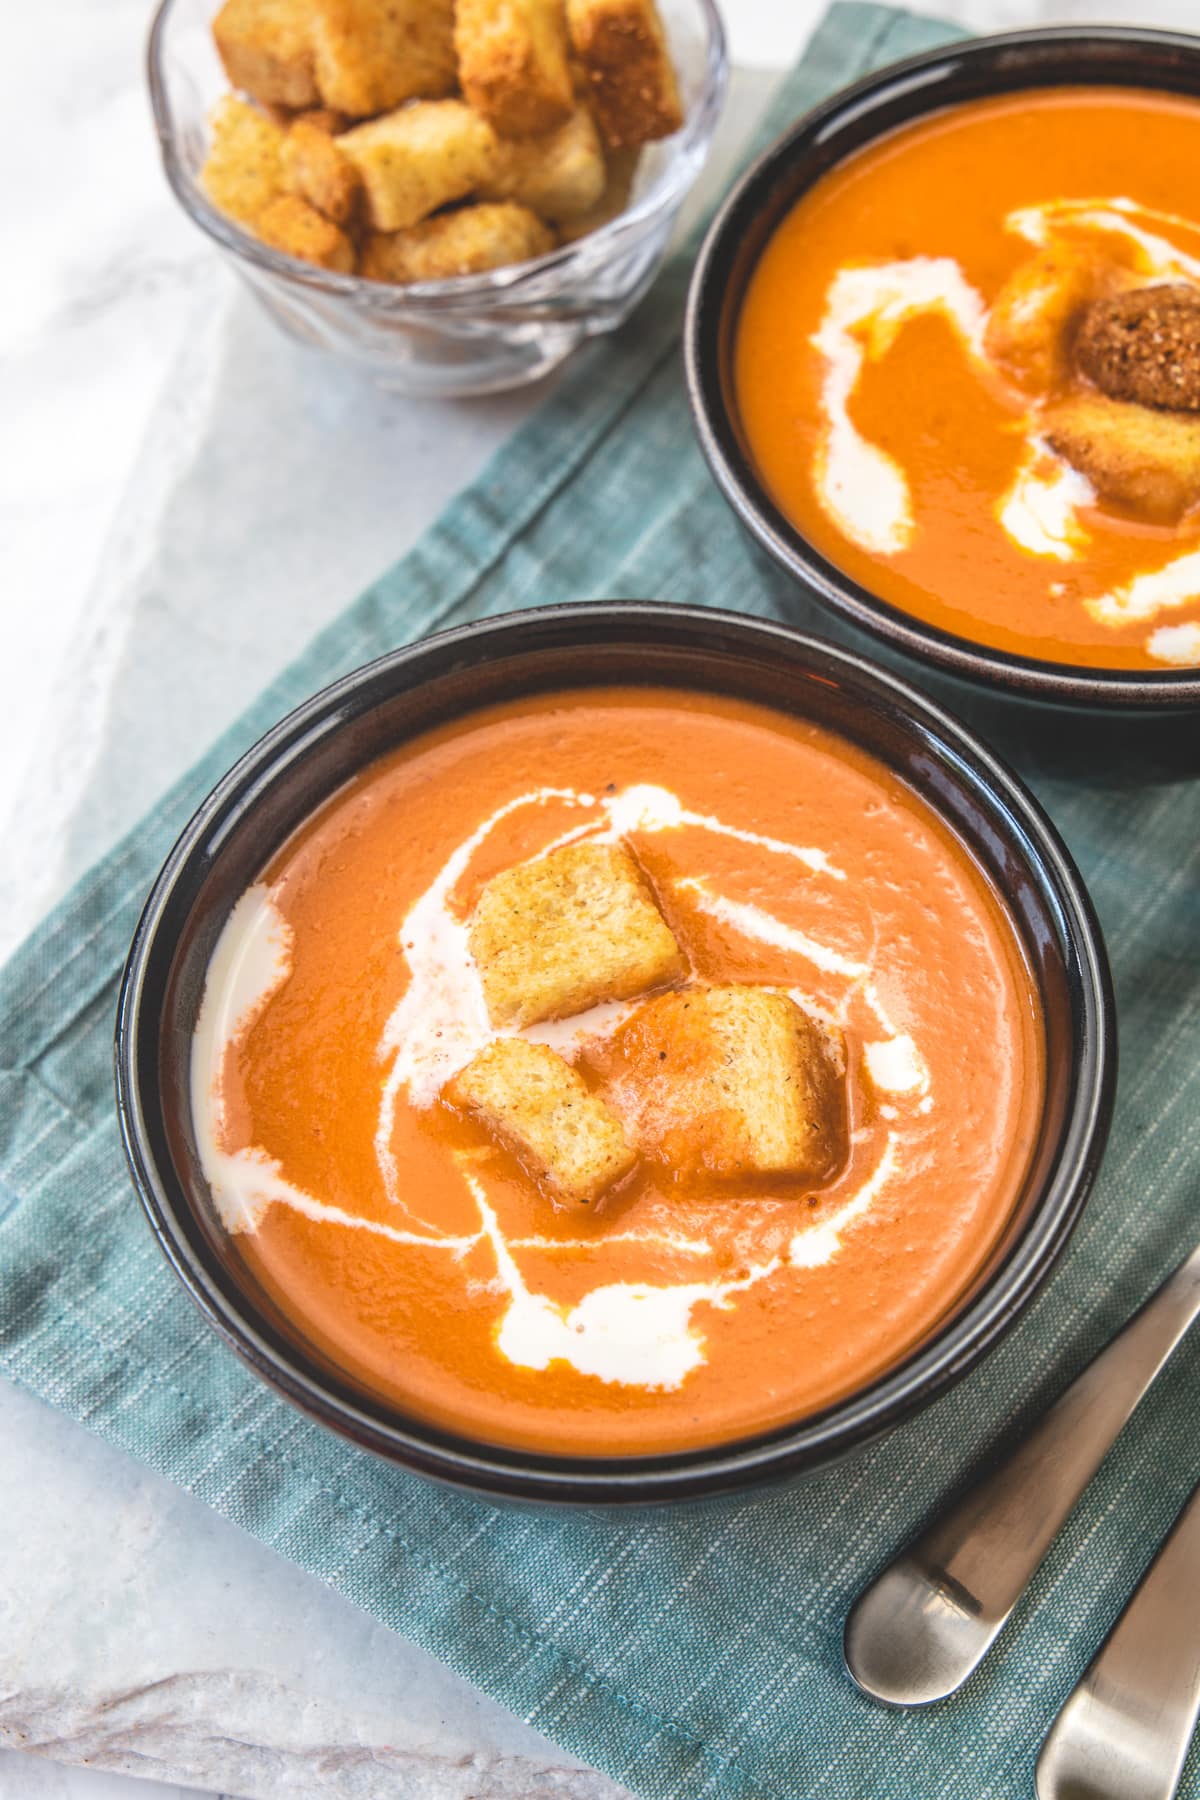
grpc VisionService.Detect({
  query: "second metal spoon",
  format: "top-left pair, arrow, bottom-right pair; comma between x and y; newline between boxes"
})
844,1239 -> 1200,1705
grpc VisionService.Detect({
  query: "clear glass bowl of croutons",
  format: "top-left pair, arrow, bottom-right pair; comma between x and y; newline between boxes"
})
148,0 -> 727,394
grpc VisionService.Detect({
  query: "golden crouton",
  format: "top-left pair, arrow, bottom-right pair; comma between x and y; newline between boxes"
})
469,841 -> 684,1031
291,105 -> 351,134
1075,284 -> 1200,413
213,0 -> 319,109
984,247 -> 1131,393
361,202 -> 553,283
603,986 -> 847,1184
337,101 -> 495,231
565,0 -> 682,149
281,117 -> 362,223
478,102 -> 606,222
445,1038 -> 636,1206
309,0 -> 457,116
456,0 -> 574,138
1042,394 -> 1200,523
255,193 -> 357,270
201,96 -> 286,228
556,145 -> 639,242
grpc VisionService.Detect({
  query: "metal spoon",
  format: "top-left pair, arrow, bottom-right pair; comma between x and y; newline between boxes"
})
844,1242 -> 1200,1705
1037,1477 -> 1200,1800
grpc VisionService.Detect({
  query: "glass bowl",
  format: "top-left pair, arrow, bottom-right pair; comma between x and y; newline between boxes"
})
147,0 -> 727,394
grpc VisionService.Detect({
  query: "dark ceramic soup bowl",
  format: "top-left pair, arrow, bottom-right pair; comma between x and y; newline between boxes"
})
115,604 -> 1115,1505
684,28 -> 1200,711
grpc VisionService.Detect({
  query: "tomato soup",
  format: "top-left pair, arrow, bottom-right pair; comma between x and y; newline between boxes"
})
736,89 -> 1200,672
191,688 -> 1044,1456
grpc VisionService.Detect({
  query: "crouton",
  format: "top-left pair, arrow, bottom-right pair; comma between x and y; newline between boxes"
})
1075,284 -> 1200,413
456,0 -> 574,138
603,986 -> 847,1184
281,117 -> 362,223
361,202 -> 553,283
1042,394 -> 1200,523
309,0 -> 457,116
337,101 -> 495,231
213,0 -> 319,109
985,247 -> 1124,392
556,144 -> 638,241
565,0 -> 682,149
446,1038 -> 636,1206
477,102 -> 606,222
201,96 -> 286,228
469,841 -> 684,1030
291,105 -> 351,134
255,193 -> 357,270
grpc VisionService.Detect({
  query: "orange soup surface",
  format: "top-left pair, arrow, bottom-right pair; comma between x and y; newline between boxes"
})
193,688 -> 1044,1456
736,89 -> 1200,671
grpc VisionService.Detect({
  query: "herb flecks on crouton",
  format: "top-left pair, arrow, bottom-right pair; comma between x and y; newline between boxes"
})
201,96 -> 287,226
255,192 -> 357,269
469,841 -> 685,1031
565,0 -> 682,149
337,100 -> 495,230
309,0 -> 457,116
456,0 -> 574,139
446,1038 -> 636,1206
360,202 -> 553,282
281,116 -> 363,222
604,986 -> 848,1184
478,103 -> 606,222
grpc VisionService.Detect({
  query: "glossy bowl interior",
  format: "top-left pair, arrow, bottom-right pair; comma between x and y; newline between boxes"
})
148,0 -> 726,394
116,604 -> 1115,1505
685,28 -> 1200,710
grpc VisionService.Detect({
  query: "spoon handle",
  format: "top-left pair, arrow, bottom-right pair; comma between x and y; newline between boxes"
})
844,1245 -> 1200,1706
1036,1478 -> 1200,1800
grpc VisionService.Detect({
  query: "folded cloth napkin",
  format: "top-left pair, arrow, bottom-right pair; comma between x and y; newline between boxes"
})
4,7 -> 1200,1796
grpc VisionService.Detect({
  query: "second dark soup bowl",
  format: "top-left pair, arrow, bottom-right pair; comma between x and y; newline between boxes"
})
684,27 -> 1200,712
116,604 -> 1115,1505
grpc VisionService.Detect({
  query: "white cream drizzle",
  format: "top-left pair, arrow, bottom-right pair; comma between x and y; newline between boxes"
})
998,439 -> 1095,560
1147,621 -> 1200,665
1008,198 -> 1200,284
1085,549 -> 1200,628
809,259 -> 989,556
805,200 -> 1200,669
864,1035 -> 928,1096
192,781 -> 933,1393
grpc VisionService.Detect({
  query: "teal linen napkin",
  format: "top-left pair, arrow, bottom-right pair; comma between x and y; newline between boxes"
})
4,8 -> 1200,1795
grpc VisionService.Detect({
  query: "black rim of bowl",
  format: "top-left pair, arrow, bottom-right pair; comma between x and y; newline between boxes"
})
115,602 -> 1116,1505
684,26 -> 1200,710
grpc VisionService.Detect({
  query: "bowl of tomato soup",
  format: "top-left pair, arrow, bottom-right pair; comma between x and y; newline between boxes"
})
116,605 -> 1114,1503
686,29 -> 1200,708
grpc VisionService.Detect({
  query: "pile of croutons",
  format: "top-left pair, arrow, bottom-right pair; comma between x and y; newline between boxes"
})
200,0 -> 683,283
445,842 -> 848,1209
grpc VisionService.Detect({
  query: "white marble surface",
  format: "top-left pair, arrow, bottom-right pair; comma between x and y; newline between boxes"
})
4,1 -> 1199,1796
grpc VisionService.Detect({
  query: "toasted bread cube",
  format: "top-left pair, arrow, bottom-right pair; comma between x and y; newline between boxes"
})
556,144 -> 638,241
361,202 -> 553,282
281,117 -> 362,222
309,0 -> 457,116
470,841 -> 684,1031
456,0 -> 574,138
446,1038 -> 636,1206
337,101 -> 495,231
604,986 -> 847,1183
201,96 -> 286,227
477,101 -> 605,221
213,0 -> 320,109
565,0 -> 682,149
1042,394 -> 1200,523
255,193 -> 356,270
